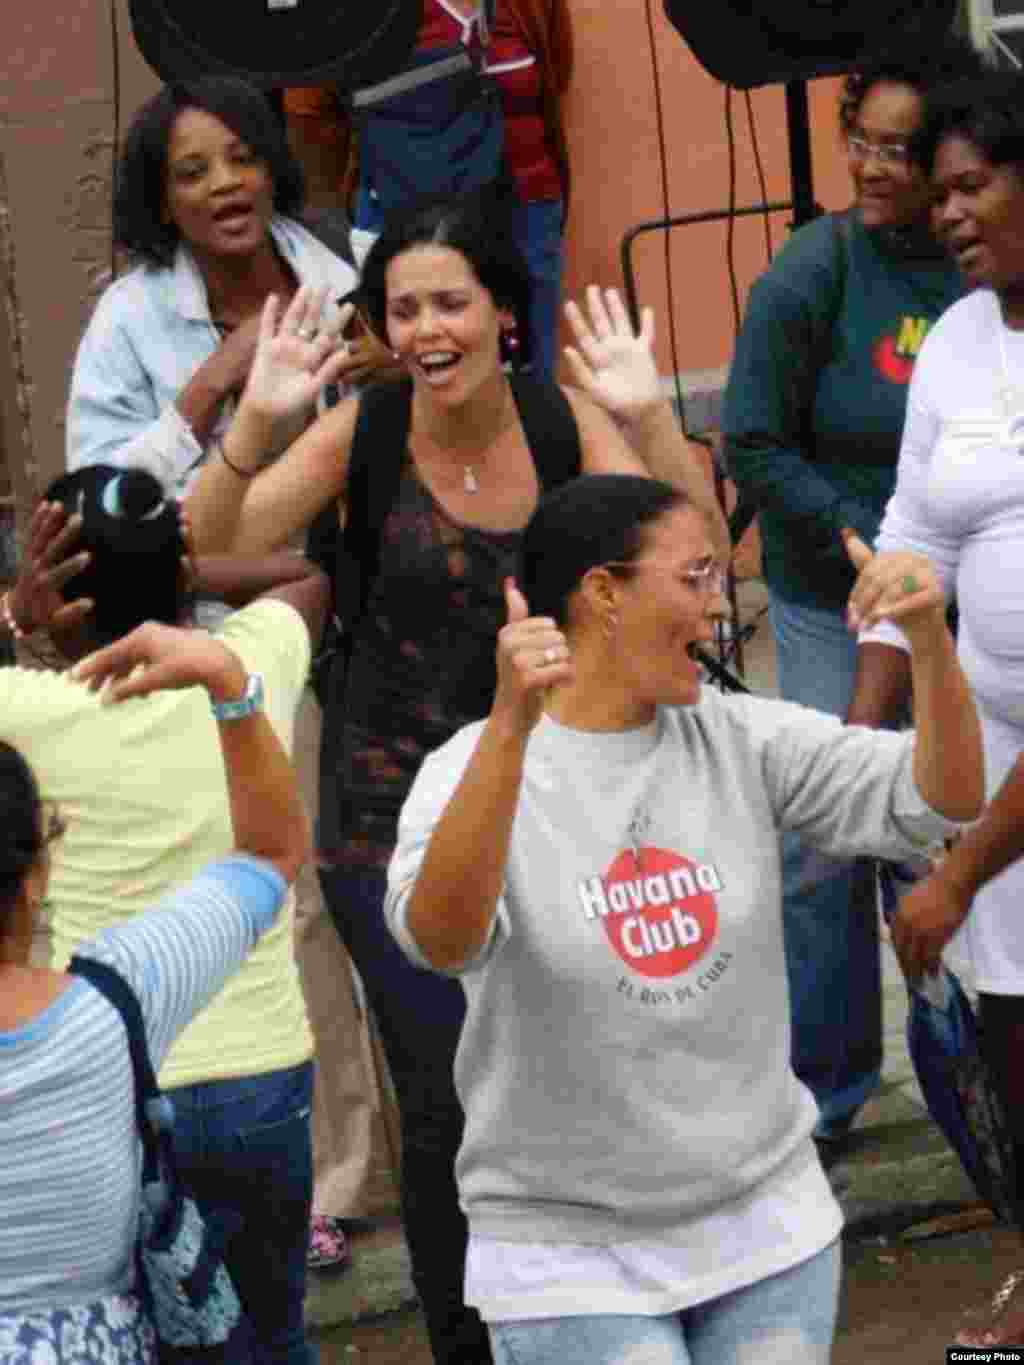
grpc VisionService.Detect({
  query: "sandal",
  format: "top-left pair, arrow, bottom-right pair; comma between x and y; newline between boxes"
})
955,1269 -> 1024,1347
308,1214 -> 352,1273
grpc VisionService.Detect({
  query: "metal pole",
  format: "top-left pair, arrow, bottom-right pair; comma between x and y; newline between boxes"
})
784,80 -> 819,228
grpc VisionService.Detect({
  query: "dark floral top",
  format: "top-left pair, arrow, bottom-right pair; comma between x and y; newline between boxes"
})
318,461 -> 522,870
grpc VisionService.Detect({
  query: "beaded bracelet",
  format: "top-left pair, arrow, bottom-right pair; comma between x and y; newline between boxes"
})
0,589 -> 26,639
215,436 -> 259,480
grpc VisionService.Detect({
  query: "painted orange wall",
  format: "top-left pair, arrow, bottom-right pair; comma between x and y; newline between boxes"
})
561,0 -> 853,376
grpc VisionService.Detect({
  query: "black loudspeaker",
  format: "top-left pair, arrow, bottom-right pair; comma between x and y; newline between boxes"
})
128,0 -> 421,92
662,0 -> 959,89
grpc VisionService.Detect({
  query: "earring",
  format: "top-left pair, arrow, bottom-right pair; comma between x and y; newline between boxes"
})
603,611 -> 618,641
500,323 -> 521,369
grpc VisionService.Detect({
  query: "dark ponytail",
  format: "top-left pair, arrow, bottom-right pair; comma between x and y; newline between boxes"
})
0,741 -> 43,917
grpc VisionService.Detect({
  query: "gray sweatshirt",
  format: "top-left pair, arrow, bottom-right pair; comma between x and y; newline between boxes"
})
386,691 -> 959,1248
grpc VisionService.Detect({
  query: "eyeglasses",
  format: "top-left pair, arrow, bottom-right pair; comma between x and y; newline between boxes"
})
604,560 -> 727,596
847,134 -> 911,167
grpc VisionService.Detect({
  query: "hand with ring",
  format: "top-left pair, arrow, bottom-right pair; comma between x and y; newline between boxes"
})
842,529 -> 946,645
239,285 -> 355,427
492,577 -> 573,737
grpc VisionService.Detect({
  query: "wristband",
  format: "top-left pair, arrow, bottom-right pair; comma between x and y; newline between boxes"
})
210,672 -> 264,721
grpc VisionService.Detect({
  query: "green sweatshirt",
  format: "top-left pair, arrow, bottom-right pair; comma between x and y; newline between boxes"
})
722,210 -> 962,610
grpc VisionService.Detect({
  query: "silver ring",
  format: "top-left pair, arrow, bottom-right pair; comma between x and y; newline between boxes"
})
544,646 -> 558,664
298,326 -> 317,341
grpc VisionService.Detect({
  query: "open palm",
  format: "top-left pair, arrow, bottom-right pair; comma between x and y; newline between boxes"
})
564,286 -> 662,421
243,287 -> 353,424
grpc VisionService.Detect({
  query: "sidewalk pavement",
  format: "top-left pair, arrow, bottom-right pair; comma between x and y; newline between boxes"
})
305,577 -> 995,1335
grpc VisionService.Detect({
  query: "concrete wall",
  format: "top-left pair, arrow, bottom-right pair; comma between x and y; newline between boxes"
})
0,0 -> 852,525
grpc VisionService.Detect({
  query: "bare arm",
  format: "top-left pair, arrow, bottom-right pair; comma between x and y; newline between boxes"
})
404,581 -> 571,970
193,552 -> 330,642
845,640 -> 913,728
845,533 -> 983,823
73,625 -> 311,884
186,288 -> 358,554
562,288 -> 729,563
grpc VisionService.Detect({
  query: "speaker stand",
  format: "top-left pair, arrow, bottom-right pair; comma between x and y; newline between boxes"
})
784,80 -> 818,228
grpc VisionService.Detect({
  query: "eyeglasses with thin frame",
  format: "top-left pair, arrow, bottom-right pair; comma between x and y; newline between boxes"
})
603,559 -> 728,597
846,133 -> 911,167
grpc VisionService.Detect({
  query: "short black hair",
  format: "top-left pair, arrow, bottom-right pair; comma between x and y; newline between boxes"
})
840,33 -> 988,141
358,190 -> 534,366
46,466 -> 186,646
114,76 -> 305,268
0,741 -> 43,918
519,475 -> 686,626
910,72 -> 1024,178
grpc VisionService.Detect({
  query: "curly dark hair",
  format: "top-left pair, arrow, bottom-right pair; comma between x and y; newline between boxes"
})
358,190 -> 534,366
909,72 -> 1024,178
0,741 -> 44,918
114,76 -> 305,268
839,34 -> 988,141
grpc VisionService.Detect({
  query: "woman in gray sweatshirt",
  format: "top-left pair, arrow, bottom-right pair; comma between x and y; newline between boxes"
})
385,473 -> 982,1365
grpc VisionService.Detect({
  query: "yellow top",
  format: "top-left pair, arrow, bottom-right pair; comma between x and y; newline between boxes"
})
4,599 -> 314,1087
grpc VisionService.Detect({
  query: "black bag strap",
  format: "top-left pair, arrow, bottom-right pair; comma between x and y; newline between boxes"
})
507,373 -> 582,491
68,954 -> 164,1185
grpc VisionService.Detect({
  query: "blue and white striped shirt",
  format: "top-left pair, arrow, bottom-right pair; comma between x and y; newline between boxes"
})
0,855 -> 285,1313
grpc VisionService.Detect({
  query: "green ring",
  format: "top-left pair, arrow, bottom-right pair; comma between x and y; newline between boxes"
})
901,574 -> 919,595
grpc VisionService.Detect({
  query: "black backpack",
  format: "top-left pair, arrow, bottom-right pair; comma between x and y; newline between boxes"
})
306,373 -> 582,707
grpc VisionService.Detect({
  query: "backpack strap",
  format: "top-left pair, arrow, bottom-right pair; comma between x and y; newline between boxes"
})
509,374 -> 582,490
68,954 -> 163,1185
336,377 -> 414,633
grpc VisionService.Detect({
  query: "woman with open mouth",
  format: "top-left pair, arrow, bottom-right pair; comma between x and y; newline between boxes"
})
849,71 -> 1024,1351
721,33 -> 984,1168
383,472 -> 981,1365
184,189 -> 727,1365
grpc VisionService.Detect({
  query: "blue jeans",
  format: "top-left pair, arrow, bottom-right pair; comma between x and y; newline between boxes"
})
319,865 -> 491,1365
354,188 -> 564,380
167,1061 -> 317,1365
769,592 -> 882,1139
488,1240 -> 841,1365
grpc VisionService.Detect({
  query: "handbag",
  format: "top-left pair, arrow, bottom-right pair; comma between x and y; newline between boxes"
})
69,955 -> 247,1362
877,862 -> 1019,1222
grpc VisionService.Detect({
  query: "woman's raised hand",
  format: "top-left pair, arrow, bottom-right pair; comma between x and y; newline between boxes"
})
72,622 -> 247,706
563,286 -> 661,421
240,286 -> 355,425
843,531 -> 947,644
492,579 -> 572,735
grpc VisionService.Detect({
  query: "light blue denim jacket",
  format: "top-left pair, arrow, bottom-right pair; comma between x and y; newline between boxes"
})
66,216 -> 357,497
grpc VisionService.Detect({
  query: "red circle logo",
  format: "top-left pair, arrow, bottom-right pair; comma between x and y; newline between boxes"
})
873,334 -> 915,386
599,848 -> 719,979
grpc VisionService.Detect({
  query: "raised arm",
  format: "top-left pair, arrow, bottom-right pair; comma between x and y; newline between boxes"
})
186,287 -> 358,553
844,531 -> 982,824
397,580 -> 571,971
562,287 -> 730,563
72,624 -> 311,884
